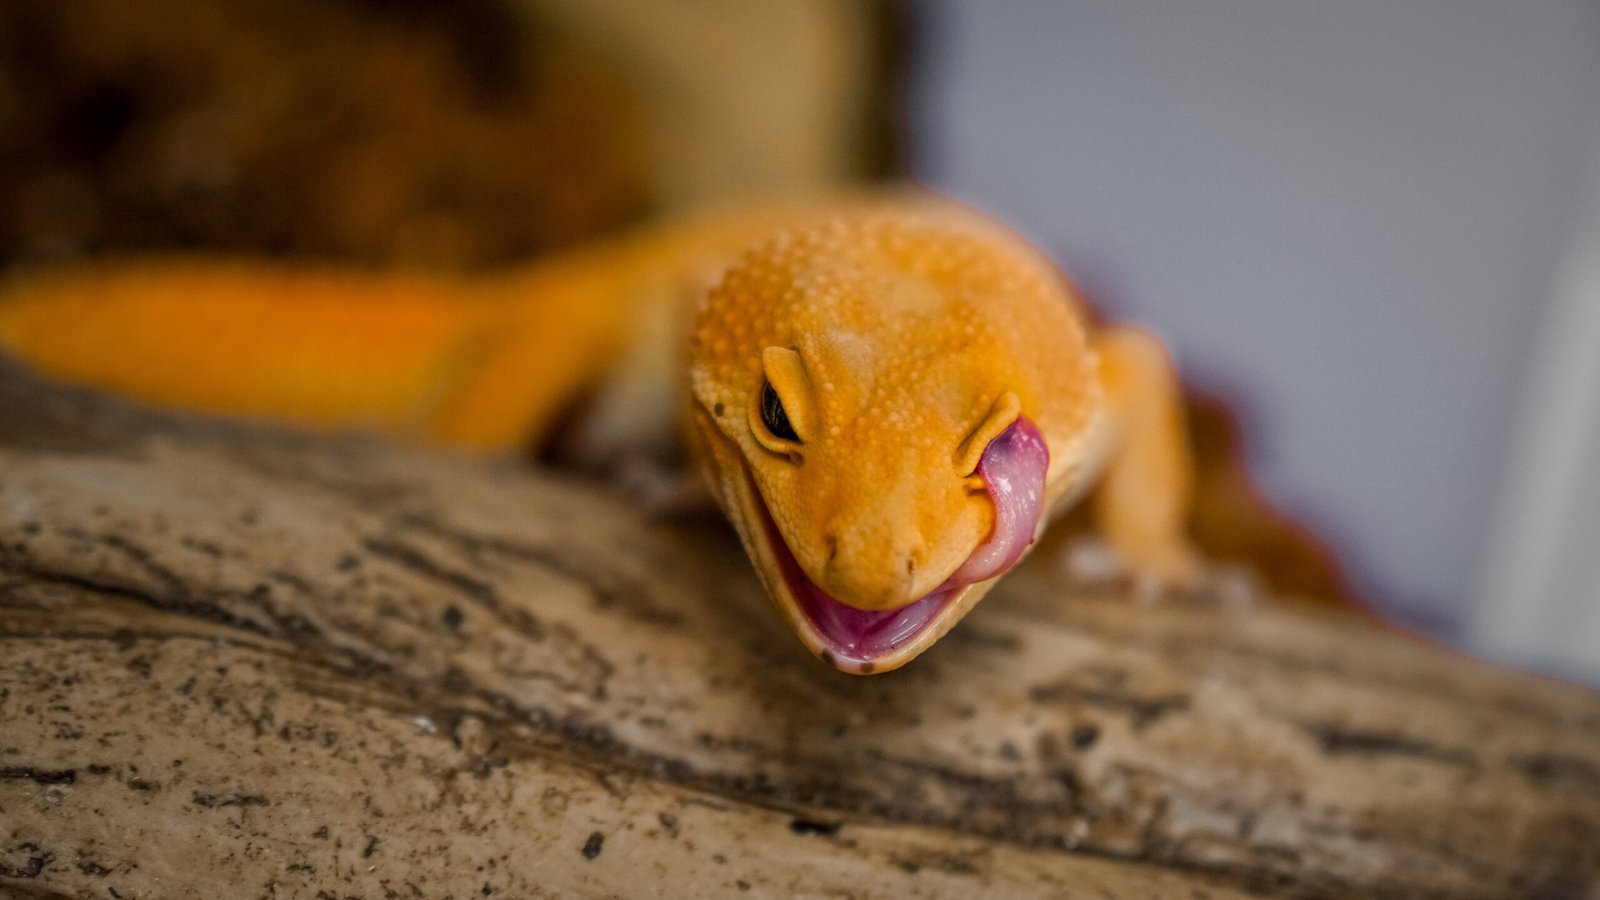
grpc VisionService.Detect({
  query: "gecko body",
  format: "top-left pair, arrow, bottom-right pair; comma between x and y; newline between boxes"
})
0,196 -> 1198,673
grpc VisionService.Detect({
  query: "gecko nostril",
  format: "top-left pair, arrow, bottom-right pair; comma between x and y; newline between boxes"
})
905,539 -> 929,578
824,533 -> 839,564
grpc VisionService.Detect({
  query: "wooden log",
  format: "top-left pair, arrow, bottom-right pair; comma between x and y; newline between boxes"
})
0,357 -> 1597,899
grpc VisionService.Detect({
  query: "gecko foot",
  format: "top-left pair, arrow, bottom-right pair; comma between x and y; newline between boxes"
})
614,456 -> 715,518
1057,535 -> 1264,610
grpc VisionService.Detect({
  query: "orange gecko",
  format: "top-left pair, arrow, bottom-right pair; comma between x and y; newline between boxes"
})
0,195 -> 1198,674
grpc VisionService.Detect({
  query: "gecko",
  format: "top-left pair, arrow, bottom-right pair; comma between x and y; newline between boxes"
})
0,194 -> 1199,674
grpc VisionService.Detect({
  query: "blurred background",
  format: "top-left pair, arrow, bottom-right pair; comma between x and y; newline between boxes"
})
2,0 -> 1597,683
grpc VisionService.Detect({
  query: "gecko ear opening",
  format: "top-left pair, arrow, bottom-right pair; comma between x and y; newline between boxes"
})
953,391 -> 1022,478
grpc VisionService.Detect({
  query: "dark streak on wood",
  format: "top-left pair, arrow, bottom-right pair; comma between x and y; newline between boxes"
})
1509,752 -> 1600,792
191,792 -> 269,808
1300,722 -> 1477,768
0,767 -> 76,785
1028,679 -> 1190,730
788,817 -> 841,837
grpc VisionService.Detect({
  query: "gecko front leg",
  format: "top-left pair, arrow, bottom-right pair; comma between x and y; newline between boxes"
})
1088,324 -> 1204,590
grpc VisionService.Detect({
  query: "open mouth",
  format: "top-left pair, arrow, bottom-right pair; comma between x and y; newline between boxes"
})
757,501 -> 958,667
747,417 -> 1050,673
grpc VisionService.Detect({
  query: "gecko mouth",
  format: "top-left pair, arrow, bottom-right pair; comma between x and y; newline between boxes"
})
747,418 -> 1049,674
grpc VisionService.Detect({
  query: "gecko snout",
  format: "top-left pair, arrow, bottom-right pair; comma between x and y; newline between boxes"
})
816,523 -> 930,611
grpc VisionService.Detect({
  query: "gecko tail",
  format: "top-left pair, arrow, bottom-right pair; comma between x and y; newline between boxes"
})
0,253 -> 638,453
0,260 -> 512,440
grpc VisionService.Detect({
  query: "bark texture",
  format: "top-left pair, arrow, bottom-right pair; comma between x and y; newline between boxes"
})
0,358 -> 1597,899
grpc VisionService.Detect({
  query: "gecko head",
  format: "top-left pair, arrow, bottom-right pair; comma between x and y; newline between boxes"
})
688,208 -> 1098,674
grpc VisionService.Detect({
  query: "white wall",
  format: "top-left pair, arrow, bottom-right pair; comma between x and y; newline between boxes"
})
910,1 -> 1600,648
1475,106 -> 1600,683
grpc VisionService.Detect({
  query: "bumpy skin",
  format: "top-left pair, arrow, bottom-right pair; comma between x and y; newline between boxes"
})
0,197 -> 1198,673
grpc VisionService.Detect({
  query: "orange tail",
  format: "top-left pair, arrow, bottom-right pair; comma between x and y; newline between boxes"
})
0,257 -> 625,452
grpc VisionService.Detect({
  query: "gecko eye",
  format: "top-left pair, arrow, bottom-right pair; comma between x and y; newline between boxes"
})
759,380 -> 800,443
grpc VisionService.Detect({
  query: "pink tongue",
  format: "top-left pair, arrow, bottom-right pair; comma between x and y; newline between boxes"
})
795,417 -> 1050,663
944,416 -> 1050,586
